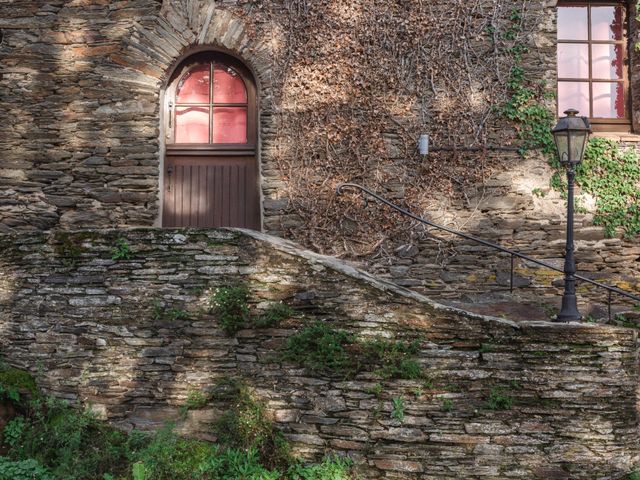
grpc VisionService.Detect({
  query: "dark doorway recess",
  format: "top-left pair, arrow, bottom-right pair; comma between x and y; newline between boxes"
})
163,52 -> 260,229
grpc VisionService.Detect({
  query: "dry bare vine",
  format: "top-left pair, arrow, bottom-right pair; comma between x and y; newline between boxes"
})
232,0 -> 537,257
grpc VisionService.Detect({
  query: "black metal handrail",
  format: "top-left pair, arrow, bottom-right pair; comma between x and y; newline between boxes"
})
336,183 -> 640,319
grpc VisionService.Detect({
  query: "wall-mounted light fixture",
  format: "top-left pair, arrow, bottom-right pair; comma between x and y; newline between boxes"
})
418,134 -> 429,156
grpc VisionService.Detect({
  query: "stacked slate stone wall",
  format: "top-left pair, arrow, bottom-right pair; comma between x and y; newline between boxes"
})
0,228 -> 638,479
0,0 -> 639,314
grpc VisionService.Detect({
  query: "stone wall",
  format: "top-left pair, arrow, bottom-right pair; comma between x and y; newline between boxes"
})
1,0 -> 639,316
0,228 -> 638,479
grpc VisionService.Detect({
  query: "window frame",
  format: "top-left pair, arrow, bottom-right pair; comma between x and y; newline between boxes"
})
557,0 -> 631,132
165,52 -> 257,155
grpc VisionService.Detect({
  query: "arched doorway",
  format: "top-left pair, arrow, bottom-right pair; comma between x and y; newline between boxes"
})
162,52 -> 260,229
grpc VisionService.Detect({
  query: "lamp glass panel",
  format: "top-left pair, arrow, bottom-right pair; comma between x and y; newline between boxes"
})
569,131 -> 588,164
554,131 -> 569,164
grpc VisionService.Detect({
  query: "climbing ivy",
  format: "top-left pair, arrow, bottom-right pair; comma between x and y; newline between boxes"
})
577,138 -> 640,238
501,7 -> 640,239
500,10 -> 556,158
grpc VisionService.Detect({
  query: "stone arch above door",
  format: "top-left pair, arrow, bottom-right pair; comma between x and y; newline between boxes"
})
162,51 -> 260,229
106,2 -> 280,229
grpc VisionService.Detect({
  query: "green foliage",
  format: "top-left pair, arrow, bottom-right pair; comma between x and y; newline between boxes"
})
135,424 -> 211,480
531,188 -> 545,198
211,379 -> 291,470
282,321 -> 357,376
441,399 -> 453,412
179,389 -> 209,416
486,387 -> 514,410
0,457 -> 54,480
3,417 -> 26,449
628,470 -> 640,480
367,382 -> 383,398
391,397 -> 405,422
253,301 -> 294,328
1,379 -> 356,480
210,286 -> 250,335
132,462 -> 146,480
283,322 -> 424,380
53,232 -> 85,267
495,8 -> 640,239
499,12 -> 556,159
199,447 -> 279,480
286,455 -> 353,480
0,365 -> 37,404
575,138 -> 640,238
111,238 -> 132,261
152,300 -> 190,322
5,396 -> 139,480
361,339 -> 422,380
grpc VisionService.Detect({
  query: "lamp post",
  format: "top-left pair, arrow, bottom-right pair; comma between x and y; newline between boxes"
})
551,109 -> 591,323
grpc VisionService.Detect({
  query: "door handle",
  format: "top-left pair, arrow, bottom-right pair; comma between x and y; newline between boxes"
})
166,166 -> 173,191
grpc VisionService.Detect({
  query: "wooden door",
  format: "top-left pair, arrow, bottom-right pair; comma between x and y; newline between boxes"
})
162,53 -> 260,229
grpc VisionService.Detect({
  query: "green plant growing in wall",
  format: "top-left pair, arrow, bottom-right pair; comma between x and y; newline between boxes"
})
53,232 -> 85,267
0,364 -> 38,404
486,387 -> 514,410
211,378 -> 291,470
281,321 -> 357,377
152,300 -> 190,322
253,301 -> 294,328
391,396 -> 405,422
179,390 -> 209,416
282,322 -> 424,379
111,238 -> 132,261
209,285 -> 250,335
441,399 -> 454,412
361,339 -> 422,380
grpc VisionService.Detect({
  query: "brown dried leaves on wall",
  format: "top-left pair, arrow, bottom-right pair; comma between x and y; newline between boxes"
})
234,0 -> 541,256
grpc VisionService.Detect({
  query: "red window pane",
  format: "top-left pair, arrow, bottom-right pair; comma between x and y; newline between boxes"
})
558,82 -> 589,117
176,65 -> 210,103
558,44 -> 588,79
592,82 -> 625,118
591,6 -> 624,41
592,44 -> 624,80
175,106 -> 209,143
212,107 -> 247,144
213,66 -> 247,104
558,7 -> 588,40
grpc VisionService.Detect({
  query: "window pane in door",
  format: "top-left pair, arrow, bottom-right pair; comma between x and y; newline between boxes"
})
592,44 -> 624,80
213,66 -> 247,104
558,44 -> 589,79
175,106 -> 210,143
592,82 -> 625,118
212,107 -> 247,144
558,7 -> 588,40
176,65 -> 210,103
591,6 -> 624,41
558,82 -> 590,117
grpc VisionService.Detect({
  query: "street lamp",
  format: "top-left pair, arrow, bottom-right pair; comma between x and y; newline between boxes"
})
551,108 -> 591,322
